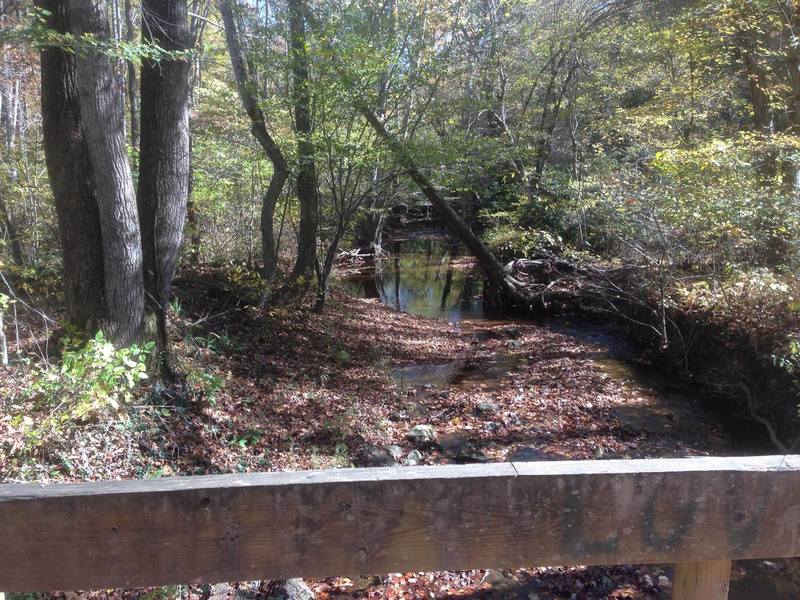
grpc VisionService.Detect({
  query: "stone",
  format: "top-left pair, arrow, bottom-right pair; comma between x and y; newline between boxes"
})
404,449 -> 423,466
482,570 -> 511,587
440,434 -> 489,463
278,578 -> 315,600
476,401 -> 499,415
361,445 -> 398,467
209,583 -> 233,599
657,575 -> 670,589
384,444 -> 404,461
406,424 -> 436,445
508,447 -> 564,462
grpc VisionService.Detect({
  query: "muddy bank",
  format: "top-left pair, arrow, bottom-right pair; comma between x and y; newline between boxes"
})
496,246 -> 800,452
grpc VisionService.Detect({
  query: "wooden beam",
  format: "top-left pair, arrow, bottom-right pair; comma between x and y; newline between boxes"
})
672,560 -> 731,600
1,456 -> 799,592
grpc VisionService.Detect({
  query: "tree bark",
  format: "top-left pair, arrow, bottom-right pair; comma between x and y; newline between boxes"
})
284,0 -> 318,291
0,189 -> 24,267
70,0 -> 145,346
186,132 -> 201,265
219,0 -> 289,281
0,20 -> 26,268
781,2 -> 800,191
124,0 -> 139,151
37,0 -> 106,333
137,0 -> 192,372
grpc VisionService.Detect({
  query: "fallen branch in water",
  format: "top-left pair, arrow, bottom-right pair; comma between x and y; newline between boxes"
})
739,381 -> 800,454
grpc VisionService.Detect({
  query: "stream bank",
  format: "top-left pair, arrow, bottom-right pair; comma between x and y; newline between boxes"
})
340,232 -> 774,456
337,231 -> 798,599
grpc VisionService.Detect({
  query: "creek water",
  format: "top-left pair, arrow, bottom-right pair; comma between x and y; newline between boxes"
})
341,232 -> 799,599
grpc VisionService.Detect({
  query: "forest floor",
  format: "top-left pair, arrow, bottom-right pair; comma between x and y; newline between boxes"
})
1,265 -> 797,599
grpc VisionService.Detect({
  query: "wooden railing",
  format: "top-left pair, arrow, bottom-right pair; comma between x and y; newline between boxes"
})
1,455 -> 799,599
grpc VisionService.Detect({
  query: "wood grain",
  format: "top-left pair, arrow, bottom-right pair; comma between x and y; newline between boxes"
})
672,560 -> 731,599
1,456 -> 799,592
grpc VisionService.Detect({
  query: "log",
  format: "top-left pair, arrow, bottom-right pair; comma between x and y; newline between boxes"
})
1,456 -> 799,591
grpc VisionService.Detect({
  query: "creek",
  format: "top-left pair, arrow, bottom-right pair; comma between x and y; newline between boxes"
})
341,230 -> 798,599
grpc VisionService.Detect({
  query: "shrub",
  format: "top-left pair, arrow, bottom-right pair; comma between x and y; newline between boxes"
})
15,331 -> 154,449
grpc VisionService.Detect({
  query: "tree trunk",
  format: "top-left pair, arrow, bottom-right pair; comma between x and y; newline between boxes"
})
37,0 -> 106,334
284,0 -> 318,290
186,132 -> 201,265
70,0 -> 144,346
137,0 -> 192,372
0,189 -> 24,267
737,30 -> 777,182
124,0 -> 139,151
219,0 -> 289,281
782,3 -> 800,191
0,24 -> 25,268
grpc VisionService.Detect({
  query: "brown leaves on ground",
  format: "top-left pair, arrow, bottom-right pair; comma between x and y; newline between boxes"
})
0,266 -> 755,598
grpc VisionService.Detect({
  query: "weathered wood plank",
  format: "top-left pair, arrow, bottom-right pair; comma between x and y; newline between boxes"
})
672,560 -> 731,600
0,456 -> 799,592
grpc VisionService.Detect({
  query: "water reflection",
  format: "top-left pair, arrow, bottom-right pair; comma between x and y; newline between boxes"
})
344,237 -> 484,322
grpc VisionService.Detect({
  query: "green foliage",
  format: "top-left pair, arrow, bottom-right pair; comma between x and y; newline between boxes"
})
16,331 -> 153,449
483,224 -> 562,261
2,7 -> 192,63
0,292 -> 11,314
773,338 -> 800,377
185,369 -> 226,404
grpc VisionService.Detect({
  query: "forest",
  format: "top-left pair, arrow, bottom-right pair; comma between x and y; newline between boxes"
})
1,0 -> 800,598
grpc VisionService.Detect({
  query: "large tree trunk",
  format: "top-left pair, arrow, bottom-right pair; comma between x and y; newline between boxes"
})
37,0 -> 106,333
219,0 -> 289,281
284,0 -> 318,290
137,0 -> 192,372
70,0 -> 144,346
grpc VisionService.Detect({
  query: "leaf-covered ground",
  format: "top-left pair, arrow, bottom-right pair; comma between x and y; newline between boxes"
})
1,266 -> 796,599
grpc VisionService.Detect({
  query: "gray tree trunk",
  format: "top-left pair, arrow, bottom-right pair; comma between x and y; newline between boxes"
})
0,17 -> 26,268
70,0 -> 145,346
137,0 -> 192,372
37,0 -> 106,333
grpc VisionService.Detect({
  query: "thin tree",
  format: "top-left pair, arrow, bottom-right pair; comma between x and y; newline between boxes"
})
282,0 -> 318,295
219,0 -> 289,281
137,0 -> 192,373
